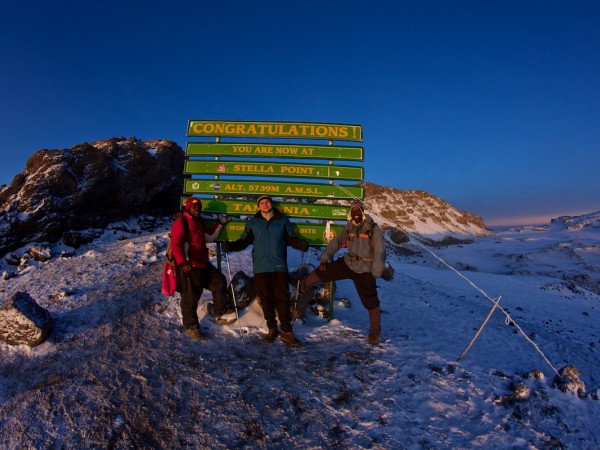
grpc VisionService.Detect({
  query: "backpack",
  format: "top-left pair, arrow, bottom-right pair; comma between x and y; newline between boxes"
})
161,213 -> 189,296
342,222 -> 393,281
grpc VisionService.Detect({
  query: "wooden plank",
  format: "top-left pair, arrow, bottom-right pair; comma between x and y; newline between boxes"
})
187,120 -> 362,141
184,179 -> 363,200
184,198 -> 350,220
186,142 -> 364,161
185,160 -> 363,181
216,220 -> 343,246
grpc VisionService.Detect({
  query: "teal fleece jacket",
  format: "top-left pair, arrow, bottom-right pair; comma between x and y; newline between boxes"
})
225,208 -> 308,274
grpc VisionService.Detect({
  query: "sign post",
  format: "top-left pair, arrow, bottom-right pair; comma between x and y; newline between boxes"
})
184,119 -> 365,318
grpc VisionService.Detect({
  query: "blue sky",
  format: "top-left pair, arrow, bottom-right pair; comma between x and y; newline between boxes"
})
1,1 -> 598,226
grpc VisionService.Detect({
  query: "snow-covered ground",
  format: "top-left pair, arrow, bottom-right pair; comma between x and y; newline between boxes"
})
1,214 -> 599,449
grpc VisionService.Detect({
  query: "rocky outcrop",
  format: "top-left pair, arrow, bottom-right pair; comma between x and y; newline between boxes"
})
0,137 -> 184,255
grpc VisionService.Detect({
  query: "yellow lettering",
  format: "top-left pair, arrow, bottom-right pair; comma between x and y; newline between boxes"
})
190,122 -> 358,139
275,147 -> 299,155
281,166 -> 314,175
233,164 -> 274,173
282,206 -> 310,216
315,126 -> 328,136
285,186 -> 320,194
232,203 -> 256,212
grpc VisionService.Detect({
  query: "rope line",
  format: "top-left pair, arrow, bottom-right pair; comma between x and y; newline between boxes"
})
333,183 -> 560,375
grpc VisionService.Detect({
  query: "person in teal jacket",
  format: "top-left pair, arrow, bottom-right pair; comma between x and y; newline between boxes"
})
222,195 -> 308,347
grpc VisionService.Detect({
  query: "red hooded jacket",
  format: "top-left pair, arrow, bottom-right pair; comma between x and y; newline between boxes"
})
170,211 -> 221,268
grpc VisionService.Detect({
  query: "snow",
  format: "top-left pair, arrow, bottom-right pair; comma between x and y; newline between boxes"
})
1,214 -> 599,448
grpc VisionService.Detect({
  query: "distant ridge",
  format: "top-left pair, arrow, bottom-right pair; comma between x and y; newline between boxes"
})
550,210 -> 600,231
362,182 -> 488,239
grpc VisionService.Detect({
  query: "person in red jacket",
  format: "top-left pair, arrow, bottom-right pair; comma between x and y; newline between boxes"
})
171,197 -> 229,341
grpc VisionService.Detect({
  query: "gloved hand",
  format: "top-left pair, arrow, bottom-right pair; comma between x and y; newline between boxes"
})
221,241 -> 230,252
182,262 -> 192,274
318,261 -> 328,271
298,239 -> 309,252
219,215 -> 231,225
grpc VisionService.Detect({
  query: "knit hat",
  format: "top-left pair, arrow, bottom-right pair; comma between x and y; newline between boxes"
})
256,195 -> 272,206
350,199 -> 364,213
348,199 -> 366,222
185,197 -> 202,211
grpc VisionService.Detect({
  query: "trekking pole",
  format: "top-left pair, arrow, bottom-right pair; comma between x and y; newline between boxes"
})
224,250 -> 243,339
325,221 -> 335,321
293,250 -> 311,319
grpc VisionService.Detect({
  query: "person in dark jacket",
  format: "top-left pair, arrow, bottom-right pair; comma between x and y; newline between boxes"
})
222,195 -> 309,347
300,199 -> 386,345
171,197 -> 229,341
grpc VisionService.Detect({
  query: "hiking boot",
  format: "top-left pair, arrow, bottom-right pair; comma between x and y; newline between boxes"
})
367,332 -> 381,345
280,331 -> 301,347
184,326 -> 205,341
264,328 -> 279,343
213,313 -> 237,325
299,271 -> 321,294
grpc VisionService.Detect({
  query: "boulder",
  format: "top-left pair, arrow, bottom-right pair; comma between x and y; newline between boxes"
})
227,271 -> 255,311
553,365 -> 586,398
62,230 -> 98,248
4,253 -> 20,265
29,245 -> 52,262
0,292 -> 52,346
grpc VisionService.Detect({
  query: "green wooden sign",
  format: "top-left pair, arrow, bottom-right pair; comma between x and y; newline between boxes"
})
184,179 -> 363,200
187,198 -> 350,220
217,220 -> 343,246
186,142 -> 364,161
187,120 -> 362,142
185,160 -> 363,181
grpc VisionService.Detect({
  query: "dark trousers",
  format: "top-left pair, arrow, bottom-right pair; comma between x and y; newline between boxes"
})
254,272 -> 293,332
318,258 -> 380,310
179,262 -> 227,329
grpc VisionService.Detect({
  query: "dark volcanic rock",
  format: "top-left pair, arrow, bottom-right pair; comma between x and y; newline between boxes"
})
0,137 -> 184,254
